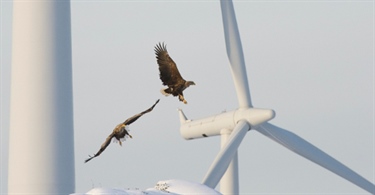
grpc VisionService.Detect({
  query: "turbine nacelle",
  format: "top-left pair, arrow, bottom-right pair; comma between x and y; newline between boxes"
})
178,108 -> 275,140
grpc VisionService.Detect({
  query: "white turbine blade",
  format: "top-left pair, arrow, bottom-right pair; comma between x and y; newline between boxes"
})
202,120 -> 250,188
220,0 -> 252,108
256,122 -> 375,194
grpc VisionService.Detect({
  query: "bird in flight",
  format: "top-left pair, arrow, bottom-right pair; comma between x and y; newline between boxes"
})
85,99 -> 160,163
154,42 -> 195,104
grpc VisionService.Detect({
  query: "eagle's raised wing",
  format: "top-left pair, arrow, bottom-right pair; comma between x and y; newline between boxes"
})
85,131 -> 115,163
154,43 -> 185,86
123,99 -> 160,125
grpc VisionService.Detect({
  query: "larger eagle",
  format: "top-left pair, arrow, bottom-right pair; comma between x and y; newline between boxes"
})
85,99 -> 160,163
155,43 -> 195,104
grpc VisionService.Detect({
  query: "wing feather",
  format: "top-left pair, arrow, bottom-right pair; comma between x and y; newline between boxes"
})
84,131 -> 115,163
123,99 -> 160,125
154,43 -> 185,86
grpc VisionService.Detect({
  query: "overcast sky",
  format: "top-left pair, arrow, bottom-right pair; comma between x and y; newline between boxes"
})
1,0 -> 374,194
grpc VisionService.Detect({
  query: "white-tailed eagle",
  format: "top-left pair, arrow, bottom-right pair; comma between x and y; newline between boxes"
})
85,99 -> 160,163
154,43 -> 195,104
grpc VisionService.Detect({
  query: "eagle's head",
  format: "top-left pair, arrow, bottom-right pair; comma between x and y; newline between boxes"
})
185,81 -> 196,87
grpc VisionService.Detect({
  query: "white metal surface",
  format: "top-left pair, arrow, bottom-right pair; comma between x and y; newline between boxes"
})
219,129 -> 239,195
8,0 -> 75,194
220,0 -> 252,109
179,108 -> 274,140
202,121 -> 250,188
256,123 -> 375,194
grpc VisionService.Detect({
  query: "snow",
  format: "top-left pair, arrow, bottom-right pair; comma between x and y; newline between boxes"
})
70,179 -> 221,195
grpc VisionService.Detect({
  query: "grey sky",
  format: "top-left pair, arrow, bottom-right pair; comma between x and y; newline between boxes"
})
1,1 -> 374,194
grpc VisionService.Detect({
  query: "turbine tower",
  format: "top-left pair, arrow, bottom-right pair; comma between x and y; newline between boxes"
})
179,0 -> 375,194
8,0 -> 75,194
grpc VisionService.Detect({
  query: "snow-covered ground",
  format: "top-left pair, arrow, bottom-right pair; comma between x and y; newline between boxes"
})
71,179 -> 221,195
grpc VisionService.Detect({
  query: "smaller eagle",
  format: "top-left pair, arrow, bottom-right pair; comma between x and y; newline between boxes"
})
85,99 -> 160,163
154,42 -> 195,104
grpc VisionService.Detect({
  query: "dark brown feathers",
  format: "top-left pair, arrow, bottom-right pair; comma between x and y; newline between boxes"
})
154,43 -> 185,86
154,43 -> 195,104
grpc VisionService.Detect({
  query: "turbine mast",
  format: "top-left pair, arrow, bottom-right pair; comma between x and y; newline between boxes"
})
8,0 -> 75,194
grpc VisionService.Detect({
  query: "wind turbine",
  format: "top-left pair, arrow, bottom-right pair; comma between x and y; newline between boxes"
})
178,0 -> 375,194
8,0 -> 75,194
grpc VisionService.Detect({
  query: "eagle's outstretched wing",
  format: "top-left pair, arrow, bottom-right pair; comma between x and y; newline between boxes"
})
123,99 -> 160,125
154,43 -> 185,86
85,100 -> 159,163
85,131 -> 115,163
